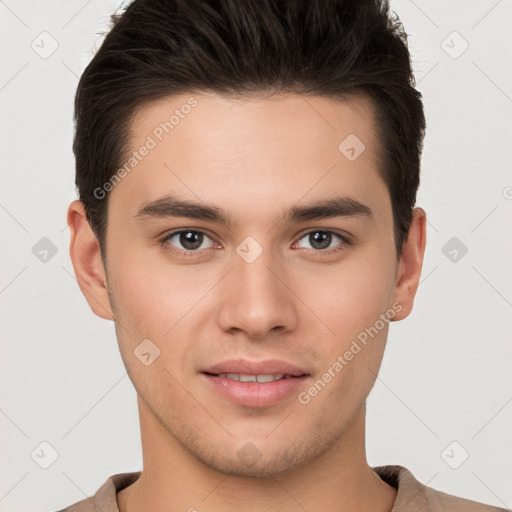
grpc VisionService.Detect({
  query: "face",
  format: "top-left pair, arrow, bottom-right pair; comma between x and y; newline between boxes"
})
69,91 -> 426,477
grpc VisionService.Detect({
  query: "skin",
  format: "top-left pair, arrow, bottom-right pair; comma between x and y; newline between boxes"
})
67,91 -> 426,512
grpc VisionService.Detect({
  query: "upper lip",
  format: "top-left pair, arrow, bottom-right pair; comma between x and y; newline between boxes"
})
202,359 -> 308,377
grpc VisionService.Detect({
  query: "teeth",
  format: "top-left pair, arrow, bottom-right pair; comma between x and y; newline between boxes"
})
217,373 -> 285,382
256,374 -> 281,383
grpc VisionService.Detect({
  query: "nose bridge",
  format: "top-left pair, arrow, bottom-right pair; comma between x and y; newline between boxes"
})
215,236 -> 298,338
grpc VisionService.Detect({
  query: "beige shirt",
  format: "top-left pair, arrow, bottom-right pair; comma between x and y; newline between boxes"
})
56,465 -> 509,512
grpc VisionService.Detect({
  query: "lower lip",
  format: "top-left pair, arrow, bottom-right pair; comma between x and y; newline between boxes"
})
202,373 -> 308,408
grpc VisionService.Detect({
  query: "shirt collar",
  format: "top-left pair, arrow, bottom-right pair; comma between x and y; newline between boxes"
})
91,465 -> 430,512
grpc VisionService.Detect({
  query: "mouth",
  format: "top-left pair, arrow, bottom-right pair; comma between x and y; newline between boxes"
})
201,372 -> 309,408
203,372 -> 306,382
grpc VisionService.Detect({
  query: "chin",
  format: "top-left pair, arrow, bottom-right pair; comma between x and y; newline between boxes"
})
186,434 -> 329,478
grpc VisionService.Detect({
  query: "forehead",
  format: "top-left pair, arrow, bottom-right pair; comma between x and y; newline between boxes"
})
108,91 -> 389,226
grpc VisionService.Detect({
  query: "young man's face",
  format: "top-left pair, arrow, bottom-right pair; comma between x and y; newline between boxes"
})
69,92 -> 425,477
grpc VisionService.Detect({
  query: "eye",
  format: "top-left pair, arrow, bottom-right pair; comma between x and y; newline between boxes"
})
162,230 -> 215,253
294,230 -> 348,252
160,228 -> 350,256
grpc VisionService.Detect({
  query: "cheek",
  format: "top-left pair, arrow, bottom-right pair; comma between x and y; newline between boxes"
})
107,244 -> 186,325
107,246 -> 220,364
307,252 -> 396,335
297,248 -> 397,404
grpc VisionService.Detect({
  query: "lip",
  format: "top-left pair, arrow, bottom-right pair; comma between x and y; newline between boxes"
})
202,358 -> 308,377
202,373 -> 309,408
201,358 -> 310,408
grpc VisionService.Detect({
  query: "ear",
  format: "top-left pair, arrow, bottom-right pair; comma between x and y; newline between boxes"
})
391,207 -> 427,321
67,200 -> 114,321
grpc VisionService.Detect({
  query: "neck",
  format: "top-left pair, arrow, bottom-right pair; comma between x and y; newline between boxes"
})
117,397 -> 397,512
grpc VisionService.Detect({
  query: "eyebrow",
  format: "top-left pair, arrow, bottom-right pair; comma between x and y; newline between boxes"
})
133,193 -> 373,226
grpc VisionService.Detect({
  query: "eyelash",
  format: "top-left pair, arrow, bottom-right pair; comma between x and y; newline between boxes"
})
159,229 -> 351,256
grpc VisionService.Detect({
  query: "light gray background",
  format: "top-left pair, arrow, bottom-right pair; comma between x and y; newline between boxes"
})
1,1 -> 511,511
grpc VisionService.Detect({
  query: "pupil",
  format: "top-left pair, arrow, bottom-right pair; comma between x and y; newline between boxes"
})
180,231 -> 202,250
310,231 -> 331,250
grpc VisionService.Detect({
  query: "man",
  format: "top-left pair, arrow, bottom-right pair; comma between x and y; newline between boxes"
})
60,0 -> 507,510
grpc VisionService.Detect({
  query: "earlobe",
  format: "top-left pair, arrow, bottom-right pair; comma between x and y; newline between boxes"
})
67,200 -> 114,321
391,207 -> 427,322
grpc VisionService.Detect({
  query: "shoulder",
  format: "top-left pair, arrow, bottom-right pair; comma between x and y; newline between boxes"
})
55,495 -> 96,512
55,471 -> 141,512
372,465 -> 509,512
425,485 -> 510,511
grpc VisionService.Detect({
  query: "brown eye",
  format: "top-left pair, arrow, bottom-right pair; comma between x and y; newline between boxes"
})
163,230 -> 214,252
296,230 -> 347,251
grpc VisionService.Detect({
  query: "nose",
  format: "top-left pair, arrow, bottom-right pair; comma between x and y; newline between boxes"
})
215,243 -> 299,340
